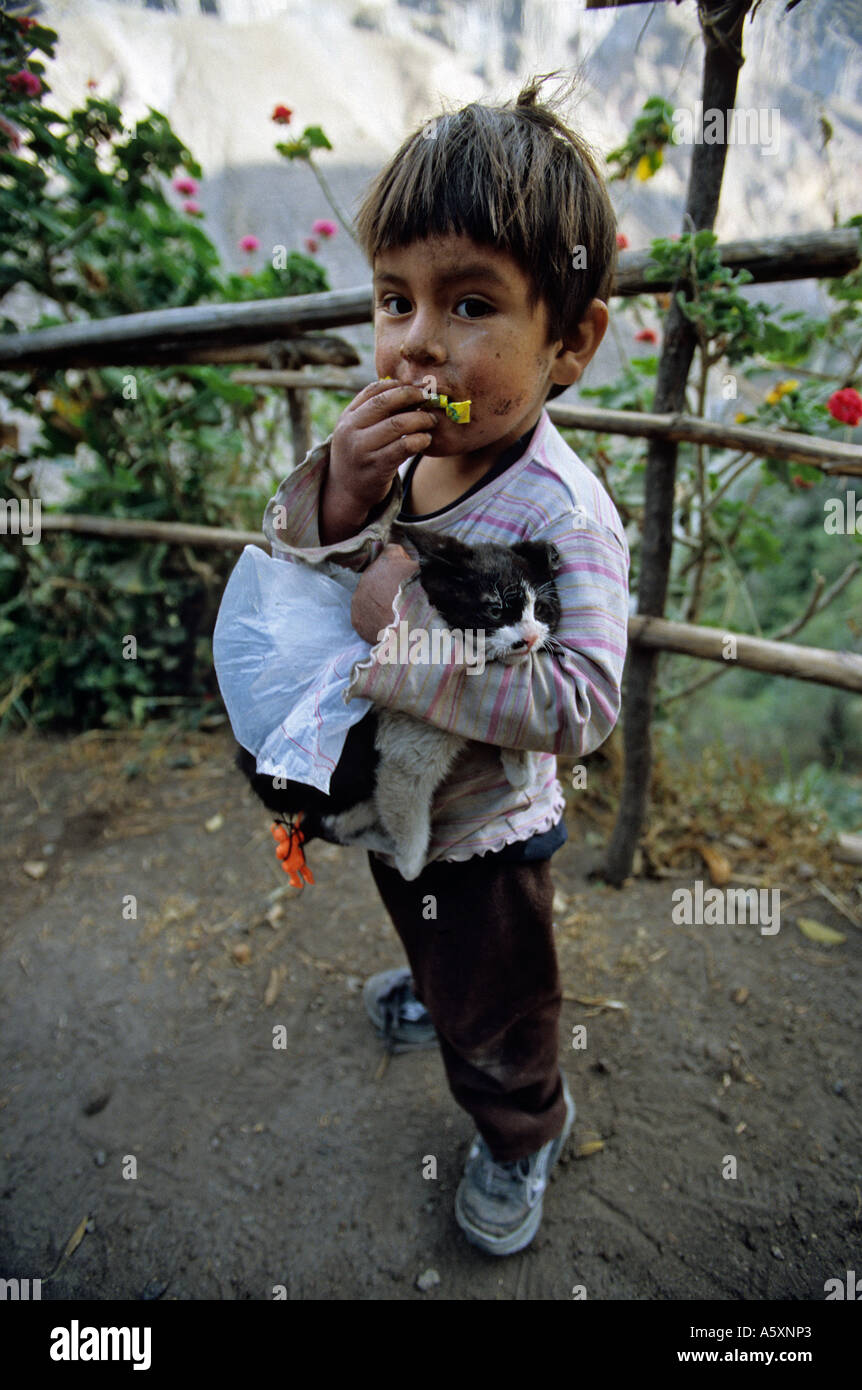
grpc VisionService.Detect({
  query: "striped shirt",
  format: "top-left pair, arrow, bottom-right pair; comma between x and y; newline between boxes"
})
262,407 -> 630,865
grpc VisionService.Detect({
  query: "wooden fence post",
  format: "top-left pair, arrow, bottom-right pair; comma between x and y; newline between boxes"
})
601,0 -> 755,888
286,389 -> 312,470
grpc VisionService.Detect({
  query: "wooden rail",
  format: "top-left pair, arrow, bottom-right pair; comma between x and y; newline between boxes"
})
27,513 -> 862,695
229,371 -> 862,478
0,230 -> 856,371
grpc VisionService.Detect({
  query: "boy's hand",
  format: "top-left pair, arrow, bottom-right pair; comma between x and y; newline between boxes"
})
351,543 -> 419,644
320,381 -> 439,544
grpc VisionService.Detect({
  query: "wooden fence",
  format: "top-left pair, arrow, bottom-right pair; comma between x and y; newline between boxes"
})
3,227 -> 862,698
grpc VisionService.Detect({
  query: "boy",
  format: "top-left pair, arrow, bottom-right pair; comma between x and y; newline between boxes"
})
261,74 -> 630,1256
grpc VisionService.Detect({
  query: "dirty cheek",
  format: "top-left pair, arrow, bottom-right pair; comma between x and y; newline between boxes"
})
490,392 -> 528,417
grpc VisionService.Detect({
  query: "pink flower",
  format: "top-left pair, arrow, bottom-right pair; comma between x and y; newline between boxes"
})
827,387 -> 862,427
183,200 -> 202,215
312,219 -> 337,238
272,105 -> 293,124
304,237 -> 319,254
239,235 -> 260,253
635,328 -> 658,343
174,176 -> 198,196
0,116 -> 22,152
616,233 -> 629,249
7,70 -> 42,98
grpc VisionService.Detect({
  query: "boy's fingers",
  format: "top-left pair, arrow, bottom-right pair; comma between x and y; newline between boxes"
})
343,379 -> 394,413
330,384 -> 434,503
366,407 -> 438,446
380,542 -> 414,562
348,381 -> 428,420
372,431 -> 433,468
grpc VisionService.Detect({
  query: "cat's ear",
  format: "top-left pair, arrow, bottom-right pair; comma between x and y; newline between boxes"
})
390,523 -> 468,568
511,539 -> 561,579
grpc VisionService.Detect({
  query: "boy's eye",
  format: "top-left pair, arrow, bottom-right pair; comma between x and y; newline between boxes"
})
377,294 -> 493,319
454,297 -> 493,319
378,294 -> 411,316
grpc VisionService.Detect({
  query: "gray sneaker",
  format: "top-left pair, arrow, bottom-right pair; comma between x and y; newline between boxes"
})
455,1073 -> 576,1256
363,968 -> 438,1053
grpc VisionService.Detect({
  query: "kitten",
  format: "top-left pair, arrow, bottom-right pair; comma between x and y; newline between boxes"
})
236,523 -> 561,881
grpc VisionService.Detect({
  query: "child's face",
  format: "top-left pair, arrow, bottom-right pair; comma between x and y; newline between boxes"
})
372,231 -> 602,462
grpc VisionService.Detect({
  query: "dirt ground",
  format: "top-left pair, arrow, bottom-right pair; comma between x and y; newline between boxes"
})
1,725 -> 860,1302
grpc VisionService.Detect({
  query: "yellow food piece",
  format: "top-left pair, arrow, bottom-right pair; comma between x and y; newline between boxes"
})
427,393 -> 471,423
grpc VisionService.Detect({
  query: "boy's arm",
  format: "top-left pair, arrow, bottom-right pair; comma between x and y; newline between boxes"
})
261,436 -> 404,572
262,381 -> 438,566
346,512 -> 631,759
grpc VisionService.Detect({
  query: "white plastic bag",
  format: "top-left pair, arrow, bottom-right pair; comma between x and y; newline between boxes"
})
213,545 -> 373,794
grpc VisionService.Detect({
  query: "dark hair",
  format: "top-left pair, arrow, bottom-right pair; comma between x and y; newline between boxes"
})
354,71 -> 618,401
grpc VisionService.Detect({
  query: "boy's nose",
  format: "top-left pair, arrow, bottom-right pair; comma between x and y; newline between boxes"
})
400,345 -> 446,367
398,319 -> 446,362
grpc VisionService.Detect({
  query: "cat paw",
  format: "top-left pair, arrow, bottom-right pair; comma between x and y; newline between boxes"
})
393,843 -> 428,881
361,828 -> 398,856
500,752 -> 530,788
504,766 -> 529,789
322,800 -> 380,843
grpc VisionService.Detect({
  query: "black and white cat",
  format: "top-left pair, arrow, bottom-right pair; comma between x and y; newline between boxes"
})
236,523 -> 561,880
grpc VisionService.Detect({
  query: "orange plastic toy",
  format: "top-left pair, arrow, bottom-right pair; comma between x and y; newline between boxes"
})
270,813 -> 315,887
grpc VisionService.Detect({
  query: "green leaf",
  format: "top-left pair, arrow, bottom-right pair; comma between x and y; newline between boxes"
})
275,139 -> 310,160
302,125 -> 332,150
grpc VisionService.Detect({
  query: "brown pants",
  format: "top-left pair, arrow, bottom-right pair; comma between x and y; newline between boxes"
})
368,849 -> 566,1162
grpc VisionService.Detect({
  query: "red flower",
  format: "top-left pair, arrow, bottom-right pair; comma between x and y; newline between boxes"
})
635,328 -> 658,343
616,233 -> 629,250
17,16 -> 38,31
174,176 -> 198,196
7,70 -> 42,98
304,236 -> 319,254
312,219 -> 336,238
86,79 -> 98,91
272,105 -> 293,124
827,387 -> 862,427
792,476 -> 814,489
